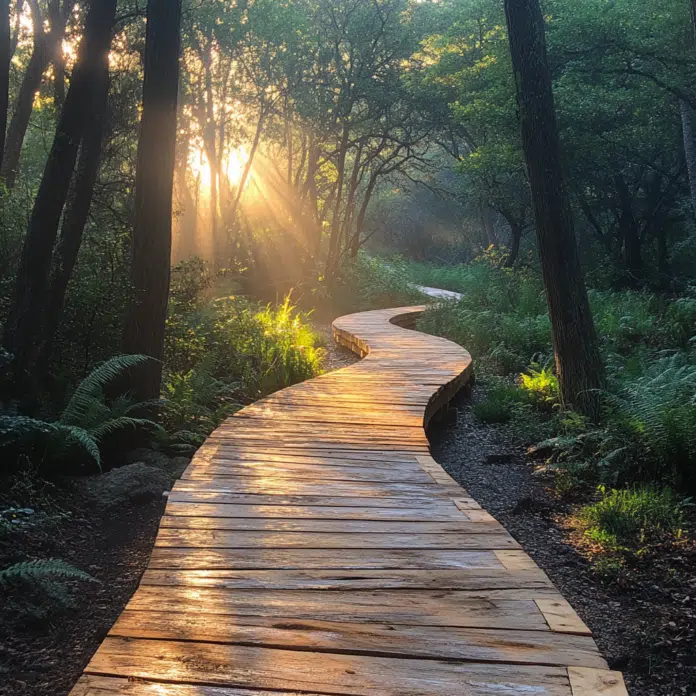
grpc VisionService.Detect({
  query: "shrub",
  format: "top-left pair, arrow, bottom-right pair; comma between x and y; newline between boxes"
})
610,353 -> 696,489
163,278 -> 324,444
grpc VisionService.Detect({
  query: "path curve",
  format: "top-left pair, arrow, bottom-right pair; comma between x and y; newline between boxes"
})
69,302 -> 626,696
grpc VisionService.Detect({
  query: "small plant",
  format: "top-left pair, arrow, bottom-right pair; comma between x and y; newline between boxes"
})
520,363 -> 559,406
0,559 -> 98,620
579,485 -> 688,549
0,355 -> 159,473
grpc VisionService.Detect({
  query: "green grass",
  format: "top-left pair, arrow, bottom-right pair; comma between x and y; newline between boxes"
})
580,485 -> 687,549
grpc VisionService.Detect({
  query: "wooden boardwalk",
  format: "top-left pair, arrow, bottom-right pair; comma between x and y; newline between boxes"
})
70,304 -> 626,696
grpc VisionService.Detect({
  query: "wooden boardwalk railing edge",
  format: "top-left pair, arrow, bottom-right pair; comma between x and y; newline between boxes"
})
68,302 -> 628,696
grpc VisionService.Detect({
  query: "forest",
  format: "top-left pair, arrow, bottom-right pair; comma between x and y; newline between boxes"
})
0,0 -> 695,694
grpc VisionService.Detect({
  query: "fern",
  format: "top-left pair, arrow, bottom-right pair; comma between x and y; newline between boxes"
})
90,416 -> 161,442
0,559 -> 96,588
61,354 -> 152,426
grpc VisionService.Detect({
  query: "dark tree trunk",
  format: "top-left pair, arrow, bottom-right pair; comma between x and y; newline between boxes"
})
326,124 -> 350,276
38,63 -> 109,375
504,223 -> 522,267
48,0 -> 64,109
351,171 -> 379,258
504,0 -> 605,419
122,0 -> 182,401
0,0 -> 10,170
614,171 -> 643,280
0,1 -> 73,187
2,0 -> 117,389
680,100 -> 696,217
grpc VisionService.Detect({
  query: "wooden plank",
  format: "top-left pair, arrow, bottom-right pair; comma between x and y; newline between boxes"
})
159,517 -> 506,534
125,586 -> 561,629
84,637 -> 574,695
139,568 -> 555,590
167,491 -> 459,508
71,676 -> 314,696
568,667 -> 628,695
111,610 -> 608,668
154,529 -> 519,550
536,598 -> 592,636
163,502 -> 467,521
147,548 -> 506,570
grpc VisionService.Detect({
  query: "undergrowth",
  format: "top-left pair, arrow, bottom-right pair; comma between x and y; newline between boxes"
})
404,254 -> 696,572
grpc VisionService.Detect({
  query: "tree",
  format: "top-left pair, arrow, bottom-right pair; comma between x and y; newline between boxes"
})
38,61 -> 110,374
0,0 -> 75,188
0,0 -> 10,169
2,0 -> 117,394
122,0 -> 183,401
504,0 -> 605,418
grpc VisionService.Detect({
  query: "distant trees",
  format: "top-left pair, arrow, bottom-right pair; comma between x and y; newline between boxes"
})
122,0 -> 183,401
504,0 -> 605,418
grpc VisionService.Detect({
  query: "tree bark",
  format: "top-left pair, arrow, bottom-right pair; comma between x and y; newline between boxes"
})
504,0 -> 605,419
0,0 -> 10,170
49,0 -> 65,109
38,62 -> 109,375
680,100 -> 696,217
504,222 -> 522,267
122,0 -> 182,401
2,0 -> 117,388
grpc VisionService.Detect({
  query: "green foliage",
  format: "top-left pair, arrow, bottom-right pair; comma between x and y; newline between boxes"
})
611,354 -> 696,488
0,355 -> 159,474
0,558 -> 95,588
580,486 -> 687,549
520,364 -> 559,407
0,558 -> 97,620
324,255 -> 425,315
163,260 -> 324,443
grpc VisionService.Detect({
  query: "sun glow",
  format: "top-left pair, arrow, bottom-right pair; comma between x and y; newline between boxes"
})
188,145 -> 250,190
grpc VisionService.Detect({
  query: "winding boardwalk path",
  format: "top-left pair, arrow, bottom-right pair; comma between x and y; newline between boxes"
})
70,301 -> 626,696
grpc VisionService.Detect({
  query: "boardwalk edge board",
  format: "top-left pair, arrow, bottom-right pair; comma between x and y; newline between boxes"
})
69,295 -> 625,696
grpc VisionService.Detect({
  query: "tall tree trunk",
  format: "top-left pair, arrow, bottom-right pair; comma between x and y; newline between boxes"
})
229,104 -> 264,224
48,0 -> 64,110
38,62 -> 109,375
614,170 -> 643,279
2,0 -> 117,389
504,0 -> 605,419
504,222 -> 522,267
0,1 -> 73,187
122,0 -> 182,401
351,169 -> 379,258
326,123 -> 349,275
680,100 -> 696,216
0,0 -> 9,170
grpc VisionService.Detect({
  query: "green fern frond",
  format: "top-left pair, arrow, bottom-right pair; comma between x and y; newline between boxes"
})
57,425 -> 101,468
90,416 -> 160,442
61,355 -> 153,425
0,559 -> 96,588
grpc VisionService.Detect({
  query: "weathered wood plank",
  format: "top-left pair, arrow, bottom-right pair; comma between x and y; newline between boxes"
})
85,637 -> 574,695
148,547 -> 506,570
159,516 -> 506,534
111,610 -> 608,668
154,528 -> 519,550
125,586 -> 561,629
139,567 -> 555,590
